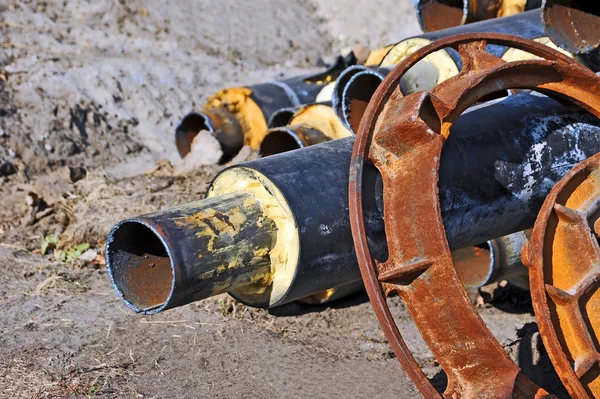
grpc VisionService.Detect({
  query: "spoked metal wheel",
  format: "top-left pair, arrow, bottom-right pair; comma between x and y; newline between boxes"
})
524,152 -> 600,398
349,32 -> 600,398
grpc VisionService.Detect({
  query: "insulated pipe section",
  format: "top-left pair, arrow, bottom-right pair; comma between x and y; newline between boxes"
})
297,282 -> 365,305
300,233 -> 530,306
265,103 -> 352,150
333,12 -> 574,133
416,0 -> 543,32
453,233 -> 530,290
176,55 -> 356,158
108,93 -> 600,311
106,192 -> 279,314
542,1 -> 600,54
378,10 -> 575,87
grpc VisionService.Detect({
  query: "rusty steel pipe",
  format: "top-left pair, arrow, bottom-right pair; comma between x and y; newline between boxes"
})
107,90 -> 600,313
542,0 -> 600,54
175,55 -> 355,160
416,0 -> 543,32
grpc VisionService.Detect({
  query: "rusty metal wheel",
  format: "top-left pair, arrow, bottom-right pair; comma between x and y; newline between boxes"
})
524,152 -> 600,398
349,32 -> 600,398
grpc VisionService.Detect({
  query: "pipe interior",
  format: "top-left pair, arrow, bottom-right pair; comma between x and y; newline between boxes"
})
175,113 -> 212,157
107,221 -> 174,312
259,130 -> 303,156
332,67 -> 365,116
452,242 -> 494,289
545,1 -> 600,52
268,109 -> 296,128
343,73 -> 384,132
418,0 -> 466,32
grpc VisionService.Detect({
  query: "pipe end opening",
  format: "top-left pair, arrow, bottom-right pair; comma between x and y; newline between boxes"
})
543,1 -> 600,53
453,242 -> 495,289
417,0 -> 467,32
106,220 -> 175,314
268,108 -> 297,128
343,72 -> 384,133
259,129 -> 303,156
175,112 -> 213,158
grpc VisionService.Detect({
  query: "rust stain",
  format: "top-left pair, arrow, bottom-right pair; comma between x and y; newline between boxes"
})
125,253 -> 172,309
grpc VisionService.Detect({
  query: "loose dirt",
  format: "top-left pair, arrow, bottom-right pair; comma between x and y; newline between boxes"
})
0,1 -> 569,398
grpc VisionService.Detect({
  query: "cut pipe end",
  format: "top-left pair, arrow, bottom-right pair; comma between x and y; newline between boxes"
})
106,219 -> 175,314
175,108 -> 244,163
267,107 -> 298,128
453,242 -> 497,289
416,0 -> 468,33
259,128 -> 305,156
542,1 -> 600,54
342,71 -> 385,133
175,112 -> 214,158
259,126 -> 329,156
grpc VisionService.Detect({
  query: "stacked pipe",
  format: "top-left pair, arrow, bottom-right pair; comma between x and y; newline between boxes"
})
107,91 -> 600,311
111,3 -> 600,310
106,4 -> 600,396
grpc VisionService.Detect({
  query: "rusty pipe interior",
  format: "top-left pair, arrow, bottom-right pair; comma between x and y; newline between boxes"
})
542,0 -> 600,53
417,0 -> 468,32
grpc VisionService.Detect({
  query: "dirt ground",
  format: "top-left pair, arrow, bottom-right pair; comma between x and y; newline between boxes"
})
0,1 -> 569,398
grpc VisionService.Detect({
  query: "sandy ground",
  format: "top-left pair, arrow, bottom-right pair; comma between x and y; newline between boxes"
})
0,1 -> 569,398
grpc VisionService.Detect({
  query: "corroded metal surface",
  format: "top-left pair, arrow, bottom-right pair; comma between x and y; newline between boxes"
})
416,0 -> 542,32
524,153 -> 600,398
349,32 -> 600,397
542,1 -> 600,54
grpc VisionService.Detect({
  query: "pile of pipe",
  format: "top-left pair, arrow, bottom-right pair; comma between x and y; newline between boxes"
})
106,2 -> 600,311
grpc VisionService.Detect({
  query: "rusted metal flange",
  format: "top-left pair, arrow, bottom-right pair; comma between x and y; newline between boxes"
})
349,32 -> 600,397
524,152 -> 600,398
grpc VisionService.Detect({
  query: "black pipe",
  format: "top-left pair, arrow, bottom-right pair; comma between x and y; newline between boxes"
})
175,108 -> 244,163
259,125 -> 331,156
332,12 -> 548,131
107,93 -> 600,310
176,55 -> 356,158
332,66 -> 389,131
267,106 -> 301,128
416,0 -> 542,33
391,10 -> 547,69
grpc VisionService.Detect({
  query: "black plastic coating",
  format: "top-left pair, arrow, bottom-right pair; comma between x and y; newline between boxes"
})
222,93 -> 600,304
249,55 -> 355,123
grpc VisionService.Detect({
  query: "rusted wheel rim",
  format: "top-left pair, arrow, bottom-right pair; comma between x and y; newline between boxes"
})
524,152 -> 600,398
349,32 -> 600,398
